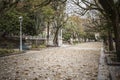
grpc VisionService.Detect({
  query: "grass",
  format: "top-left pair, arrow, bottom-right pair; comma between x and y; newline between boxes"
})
0,48 -> 21,57
32,44 -> 46,49
0,49 -> 14,55
38,44 -> 46,48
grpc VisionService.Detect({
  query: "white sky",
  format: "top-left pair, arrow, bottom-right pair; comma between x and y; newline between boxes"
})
65,0 -> 87,18
65,0 -> 100,19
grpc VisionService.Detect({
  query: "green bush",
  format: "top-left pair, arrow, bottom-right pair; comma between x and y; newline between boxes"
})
73,41 -> 79,44
63,33 -> 71,41
32,44 -> 38,48
0,49 -> 14,55
38,44 -> 46,48
32,44 -> 46,48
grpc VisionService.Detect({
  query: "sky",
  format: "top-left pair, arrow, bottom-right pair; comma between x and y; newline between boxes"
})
66,0 -> 76,16
65,0 -> 100,19
65,0 -> 87,18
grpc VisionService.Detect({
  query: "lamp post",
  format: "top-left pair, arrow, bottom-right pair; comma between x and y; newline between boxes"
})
19,16 -> 23,51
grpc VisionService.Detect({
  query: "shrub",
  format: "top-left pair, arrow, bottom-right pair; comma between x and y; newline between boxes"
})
0,49 -> 14,55
38,44 -> 46,48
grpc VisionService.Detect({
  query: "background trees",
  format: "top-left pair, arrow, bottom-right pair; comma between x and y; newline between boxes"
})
0,0 -> 68,47
98,0 -> 120,59
0,0 -> 54,37
1,0 -> 119,56
63,15 -> 96,43
72,0 -> 120,59
64,15 -> 85,42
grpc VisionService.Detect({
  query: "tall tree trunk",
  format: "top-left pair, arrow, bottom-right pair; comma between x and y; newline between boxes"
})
108,29 -> 114,51
47,22 -> 50,45
35,17 -> 39,47
53,27 -> 60,46
113,13 -> 120,60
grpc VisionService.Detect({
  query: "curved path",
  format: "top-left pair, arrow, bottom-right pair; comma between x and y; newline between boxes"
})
0,42 -> 102,80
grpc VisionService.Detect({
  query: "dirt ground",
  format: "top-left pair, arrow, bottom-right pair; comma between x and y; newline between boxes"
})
0,42 -> 102,80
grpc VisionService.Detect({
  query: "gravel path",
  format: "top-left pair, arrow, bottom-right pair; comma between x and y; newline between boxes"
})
0,42 -> 102,80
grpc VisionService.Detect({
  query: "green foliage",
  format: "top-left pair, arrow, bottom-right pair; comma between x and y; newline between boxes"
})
38,44 -> 46,48
0,10 -> 19,35
32,44 -> 46,48
0,49 -> 14,55
63,16 -> 86,41
32,44 -> 38,48
42,5 -> 55,18
0,9 -> 36,36
73,41 -> 79,44
85,32 -> 95,40
63,32 -> 71,41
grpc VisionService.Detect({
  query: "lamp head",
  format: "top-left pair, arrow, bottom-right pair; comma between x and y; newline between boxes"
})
19,16 -> 23,21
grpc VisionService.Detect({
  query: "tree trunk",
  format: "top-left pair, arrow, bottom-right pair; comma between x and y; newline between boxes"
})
47,22 -> 50,45
112,13 -> 120,60
103,36 -> 108,46
108,29 -> 114,51
53,27 -> 60,46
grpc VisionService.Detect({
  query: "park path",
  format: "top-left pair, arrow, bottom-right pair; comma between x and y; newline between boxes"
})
0,42 -> 102,80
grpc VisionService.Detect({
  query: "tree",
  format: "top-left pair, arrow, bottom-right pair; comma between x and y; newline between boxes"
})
41,5 -> 55,45
98,0 -> 120,59
0,9 -> 36,37
0,0 -> 19,15
72,0 -> 120,59
0,0 -> 55,37
63,15 -> 95,43
50,0 -> 68,46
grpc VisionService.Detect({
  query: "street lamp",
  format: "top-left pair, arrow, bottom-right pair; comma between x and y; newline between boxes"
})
19,16 -> 23,51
